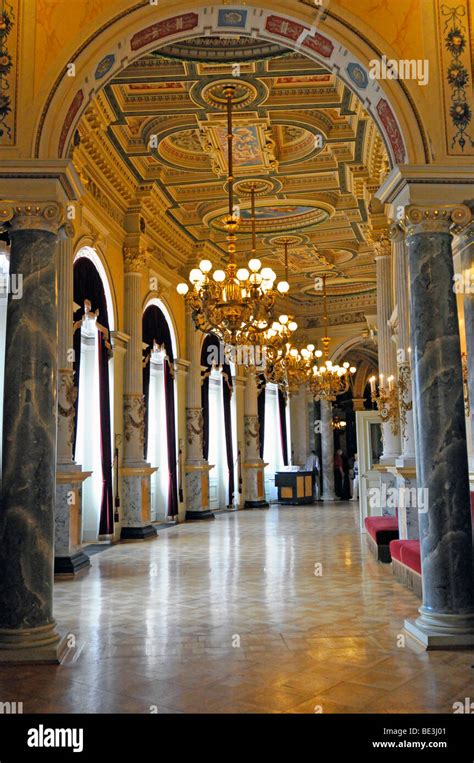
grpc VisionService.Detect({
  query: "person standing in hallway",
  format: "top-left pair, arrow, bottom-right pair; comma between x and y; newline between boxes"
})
334,449 -> 344,498
350,453 -> 359,501
305,449 -> 321,501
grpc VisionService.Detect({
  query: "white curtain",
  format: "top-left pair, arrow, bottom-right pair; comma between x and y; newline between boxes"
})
147,352 -> 170,521
263,383 -> 285,502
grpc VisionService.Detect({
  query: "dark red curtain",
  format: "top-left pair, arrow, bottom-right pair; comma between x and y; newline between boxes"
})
201,335 -> 234,506
73,256 -> 114,536
257,374 -> 266,459
278,387 -> 289,466
142,305 -> 178,517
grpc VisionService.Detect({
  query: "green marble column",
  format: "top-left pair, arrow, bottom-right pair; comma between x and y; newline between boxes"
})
0,202 -> 67,662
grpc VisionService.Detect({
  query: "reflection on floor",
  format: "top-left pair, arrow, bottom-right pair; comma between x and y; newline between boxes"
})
2,503 -> 472,713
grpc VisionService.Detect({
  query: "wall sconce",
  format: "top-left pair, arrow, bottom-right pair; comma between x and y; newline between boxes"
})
369,374 -> 400,436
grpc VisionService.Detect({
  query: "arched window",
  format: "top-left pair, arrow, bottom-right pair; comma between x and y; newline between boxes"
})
73,248 -> 115,541
201,335 -> 235,510
143,303 -> 178,520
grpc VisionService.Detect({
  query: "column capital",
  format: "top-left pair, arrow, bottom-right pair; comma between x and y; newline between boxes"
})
405,204 -> 472,236
0,201 -> 67,234
123,245 -> 148,273
369,229 -> 391,259
389,220 -> 405,243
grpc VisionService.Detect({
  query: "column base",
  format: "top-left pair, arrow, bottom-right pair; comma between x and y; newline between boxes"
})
320,494 -> 336,502
54,550 -> 91,578
185,510 -> 215,520
243,499 -> 269,510
0,623 -> 69,664
404,611 -> 474,650
120,525 -> 158,541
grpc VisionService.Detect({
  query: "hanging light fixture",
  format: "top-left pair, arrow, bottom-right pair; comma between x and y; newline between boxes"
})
176,85 -> 292,347
308,275 -> 356,401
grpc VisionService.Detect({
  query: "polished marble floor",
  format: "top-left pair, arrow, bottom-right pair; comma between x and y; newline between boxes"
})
2,503 -> 473,713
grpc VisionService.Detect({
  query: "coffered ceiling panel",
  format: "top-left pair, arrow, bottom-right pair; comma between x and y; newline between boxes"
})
77,42 -> 389,325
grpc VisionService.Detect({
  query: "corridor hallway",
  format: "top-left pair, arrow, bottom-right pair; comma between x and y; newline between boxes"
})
3,504 -> 472,714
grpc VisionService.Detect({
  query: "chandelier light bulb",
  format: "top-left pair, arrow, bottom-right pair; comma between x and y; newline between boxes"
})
177,282 -> 189,295
290,348 -> 298,357
189,268 -> 203,284
301,349 -> 309,359
213,269 -> 226,282
288,321 -> 297,332
248,258 -> 262,272
279,314 -> 288,324
343,361 -> 349,368
260,267 -> 273,280
199,259 -> 213,273
350,366 -> 357,373
315,349 -> 322,358
236,268 -> 249,281
307,344 -> 315,352
277,280 -> 289,293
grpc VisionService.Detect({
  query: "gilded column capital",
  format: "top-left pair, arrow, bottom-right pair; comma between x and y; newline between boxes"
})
0,202 -> 66,234
389,220 -> 405,244
123,246 -> 148,273
370,230 -> 391,259
405,205 -> 472,236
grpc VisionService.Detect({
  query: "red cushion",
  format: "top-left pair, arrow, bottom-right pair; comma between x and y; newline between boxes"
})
364,516 -> 399,543
389,539 -> 404,563
400,540 -> 421,574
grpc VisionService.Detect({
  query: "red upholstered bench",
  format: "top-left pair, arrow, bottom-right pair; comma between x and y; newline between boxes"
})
389,538 -> 422,598
364,516 -> 399,563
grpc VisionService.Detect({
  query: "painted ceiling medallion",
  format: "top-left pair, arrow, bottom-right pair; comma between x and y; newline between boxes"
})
199,116 -> 277,177
156,36 -> 287,63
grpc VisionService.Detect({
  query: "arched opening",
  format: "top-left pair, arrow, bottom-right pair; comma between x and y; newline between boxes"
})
36,4 -> 427,166
73,246 -> 115,542
201,335 -> 236,511
143,301 -> 179,520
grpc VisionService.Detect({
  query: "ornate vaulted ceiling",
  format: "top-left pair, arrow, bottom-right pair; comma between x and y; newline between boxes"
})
75,41 -> 389,329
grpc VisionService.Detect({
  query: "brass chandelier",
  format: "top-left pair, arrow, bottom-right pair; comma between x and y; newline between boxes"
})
308,276 -> 356,401
177,84 -> 295,348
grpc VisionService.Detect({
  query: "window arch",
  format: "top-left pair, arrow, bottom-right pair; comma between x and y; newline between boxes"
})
142,303 -> 179,519
73,249 -> 115,540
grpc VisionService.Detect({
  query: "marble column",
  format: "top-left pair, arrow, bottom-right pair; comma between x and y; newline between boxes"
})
185,311 -> 213,520
320,398 -> 336,500
54,226 -> 92,575
404,204 -> 474,649
243,370 -> 269,509
352,398 -> 366,412
0,202 -> 68,662
290,387 -> 309,466
374,232 -> 401,462
390,221 -> 418,540
120,246 -> 157,540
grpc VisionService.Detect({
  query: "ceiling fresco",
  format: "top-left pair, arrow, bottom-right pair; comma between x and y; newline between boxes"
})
75,43 -> 389,327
